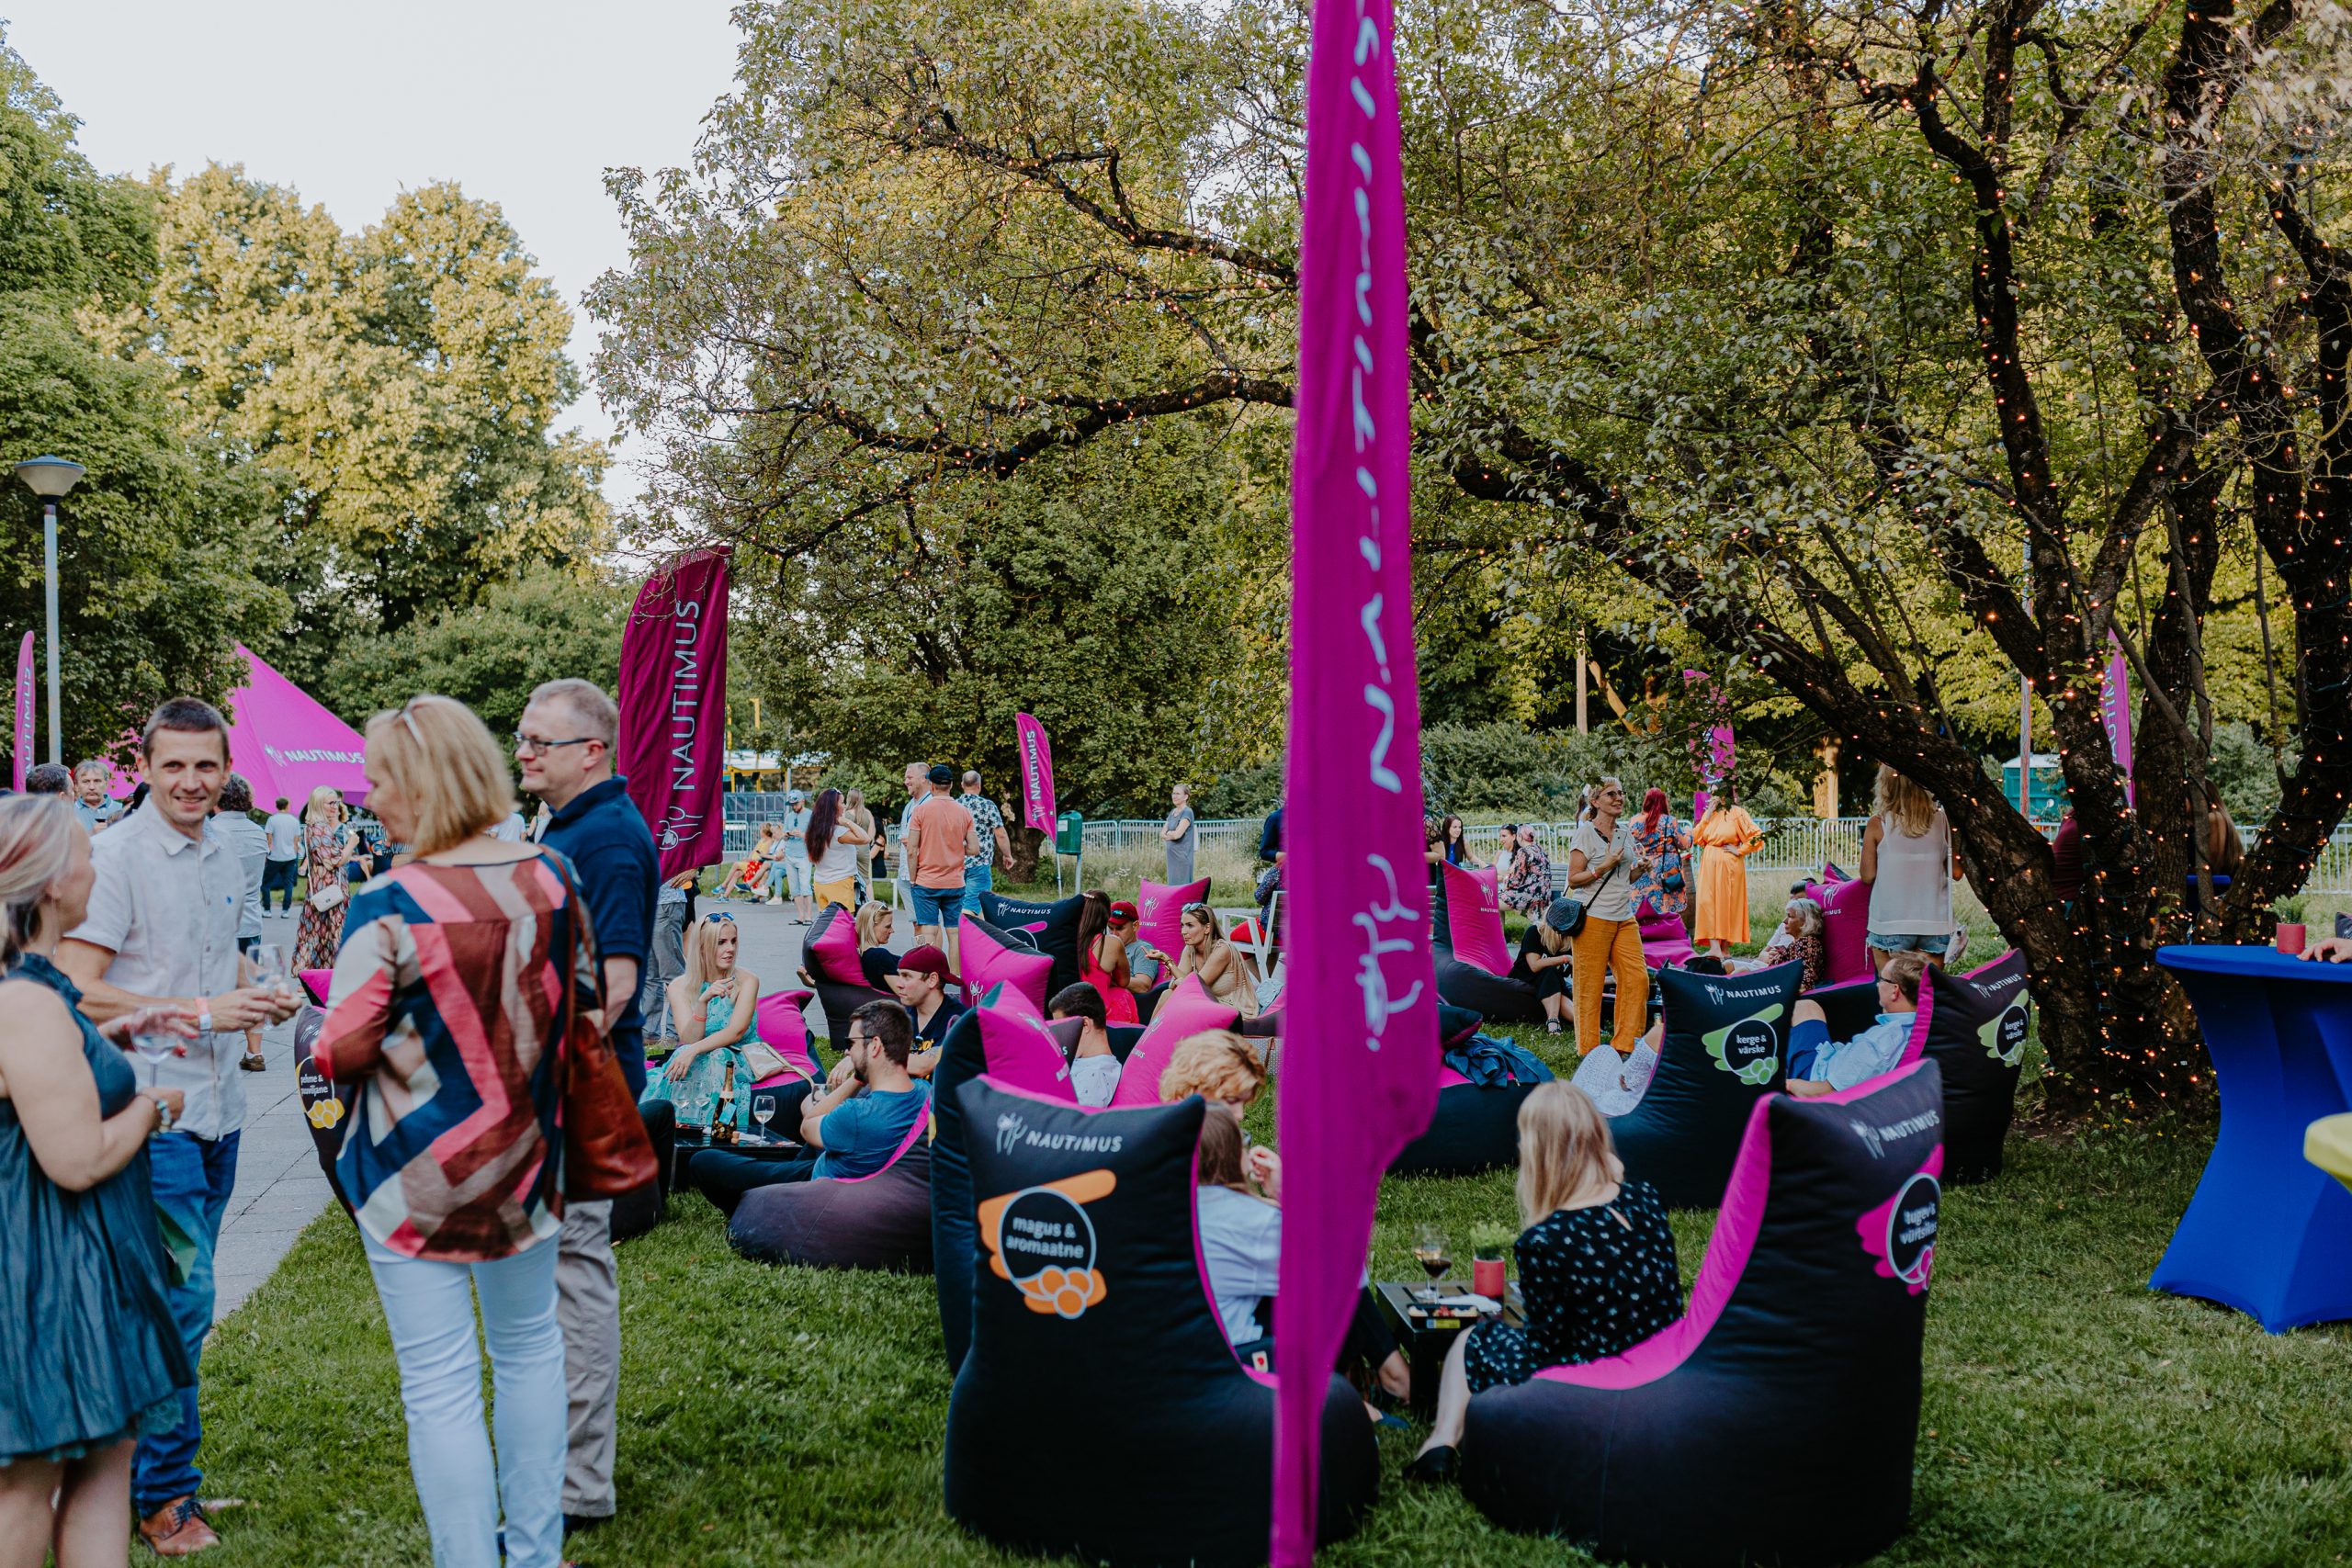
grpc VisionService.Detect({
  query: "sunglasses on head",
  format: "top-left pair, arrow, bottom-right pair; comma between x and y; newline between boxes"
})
706,912 -> 736,924
1182,901 -> 1214,915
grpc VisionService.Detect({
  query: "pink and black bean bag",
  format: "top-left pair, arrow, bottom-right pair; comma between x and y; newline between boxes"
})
1636,899 -> 1695,969
979,889 -> 1088,996
1462,1060 -> 1945,1564
957,915 -> 1055,1011
1435,951 -> 1544,1026
1901,952 -> 2030,1183
1800,873 -> 1873,986
1134,875 -> 1211,955
1391,1003 -> 1534,1177
930,982 -> 1080,1371
725,1113 -> 935,1273
1440,863 -> 1514,976
801,902 -> 894,1053
1106,975 -> 1241,1109
1611,960 -> 1805,1208
944,1077 -> 1376,1566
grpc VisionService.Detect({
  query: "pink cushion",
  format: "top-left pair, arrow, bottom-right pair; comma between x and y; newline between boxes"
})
752,989 -> 820,1084
975,986 -> 1080,1102
1135,876 -> 1211,954
804,902 -> 865,987
1818,859 -> 1850,884
1108,974 -> 1242,1108
1815,876 -> 1872,985
1441,863 -> 1511,976
959,916 -> 1054,1011
300,968 -> 332,1006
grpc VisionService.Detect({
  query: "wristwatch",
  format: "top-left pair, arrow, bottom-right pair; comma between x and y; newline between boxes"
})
143,1090 -> 175,1134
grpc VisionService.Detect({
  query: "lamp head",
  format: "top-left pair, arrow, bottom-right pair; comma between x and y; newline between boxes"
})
14,457 -> 84,499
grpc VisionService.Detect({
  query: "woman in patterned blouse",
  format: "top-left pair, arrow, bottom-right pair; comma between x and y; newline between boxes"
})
1405,1082 -> 1683,1483
316,695 -> 598,1568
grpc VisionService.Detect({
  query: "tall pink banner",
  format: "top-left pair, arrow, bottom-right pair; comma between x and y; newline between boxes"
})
1013,711 -> 1057,833
2100,633 -> 2133,792
1272,0 -> 1439,1558
12,631 -> 30,792
616,547 -> 730,877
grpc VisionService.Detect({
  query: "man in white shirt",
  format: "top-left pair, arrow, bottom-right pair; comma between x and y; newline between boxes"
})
58,699 -> 300,1555
261,794 -> 303,912
72,759 -> 123,831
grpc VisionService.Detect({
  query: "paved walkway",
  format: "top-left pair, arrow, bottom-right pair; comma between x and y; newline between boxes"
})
211,898 -> 821,1322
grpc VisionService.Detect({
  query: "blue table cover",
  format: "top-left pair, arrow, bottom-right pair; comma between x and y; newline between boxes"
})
2153,944 -> 2352,1331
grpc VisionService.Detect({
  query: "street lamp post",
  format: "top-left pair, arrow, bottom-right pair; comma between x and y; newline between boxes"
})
15,457 -> 84,766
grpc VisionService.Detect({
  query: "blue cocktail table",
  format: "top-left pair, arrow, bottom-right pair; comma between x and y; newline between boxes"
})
2153,945 -> 2352,1331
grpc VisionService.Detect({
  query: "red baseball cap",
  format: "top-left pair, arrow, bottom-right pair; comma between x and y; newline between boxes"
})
894,945 -> 955,983
1109,899 -> 1140,925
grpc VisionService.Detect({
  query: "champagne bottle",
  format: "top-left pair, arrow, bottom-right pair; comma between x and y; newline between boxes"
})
714,1058 -> 739,1146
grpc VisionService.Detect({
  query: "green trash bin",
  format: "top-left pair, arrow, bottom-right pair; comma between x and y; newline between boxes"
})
1054,811 -> 1085,856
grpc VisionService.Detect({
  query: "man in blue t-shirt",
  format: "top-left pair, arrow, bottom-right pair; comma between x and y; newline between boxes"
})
682,999 -> 933,1214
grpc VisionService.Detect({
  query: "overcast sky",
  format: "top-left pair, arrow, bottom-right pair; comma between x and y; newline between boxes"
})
5,0 -> 742,511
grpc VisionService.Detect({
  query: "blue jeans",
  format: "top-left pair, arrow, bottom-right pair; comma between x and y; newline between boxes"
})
134,1130 -> 241,1512
363,1232 -> 567,1568
910,884 -> 964,927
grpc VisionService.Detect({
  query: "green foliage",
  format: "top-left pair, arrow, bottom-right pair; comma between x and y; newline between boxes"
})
311,567 -> 629,740
0,34 -> 284,766
2206,720 -> 2295,829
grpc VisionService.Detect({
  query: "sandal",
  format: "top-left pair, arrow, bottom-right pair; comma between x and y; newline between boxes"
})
1402,1444 -> 1460,1483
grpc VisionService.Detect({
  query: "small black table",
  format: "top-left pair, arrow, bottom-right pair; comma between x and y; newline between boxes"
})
1372,1279 -> 1521,1417
666,1128 -> 807,1191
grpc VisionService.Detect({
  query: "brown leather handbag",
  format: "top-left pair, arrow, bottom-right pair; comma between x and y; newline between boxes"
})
548,854 -> 658,1200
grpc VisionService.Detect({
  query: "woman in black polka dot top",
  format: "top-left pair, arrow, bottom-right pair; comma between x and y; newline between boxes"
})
1407,1081 -> 1683,1483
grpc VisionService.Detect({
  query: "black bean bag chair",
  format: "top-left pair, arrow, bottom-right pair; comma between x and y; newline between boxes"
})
726,1125 -> 935,1272
801,901 -> 895,1053
1392,1003 -> 1534,1177
979,889 -> 1087,996
944,1077 -> 1376,1566
1899,952 -> 2030,1183
1461,1060 -> 1946,1565
1611,960 -> 1805,1208
291,1004 -> 355,1217
931,984 -> 1081,1371
1434,949 -> 1544,1026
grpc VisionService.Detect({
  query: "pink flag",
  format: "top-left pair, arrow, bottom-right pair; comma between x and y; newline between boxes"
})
616,548 -> 730,877
12,631 -> 31,792
2100,632 -> 2133,795
1272,0 -> 1439,1557
1013,711 -> 1057,833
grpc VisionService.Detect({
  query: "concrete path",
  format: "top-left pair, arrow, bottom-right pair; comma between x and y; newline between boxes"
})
211,897 -> 823,1322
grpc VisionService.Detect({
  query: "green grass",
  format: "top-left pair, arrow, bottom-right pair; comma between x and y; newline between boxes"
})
192,1015 -> 2352,1567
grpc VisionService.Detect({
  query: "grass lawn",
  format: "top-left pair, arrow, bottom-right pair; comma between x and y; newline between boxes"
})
191,1012 -> 2352,1568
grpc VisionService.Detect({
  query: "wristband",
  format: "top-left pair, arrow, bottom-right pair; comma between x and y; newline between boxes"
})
144,1090 -> 175,1134
197,1010 -> 213,1035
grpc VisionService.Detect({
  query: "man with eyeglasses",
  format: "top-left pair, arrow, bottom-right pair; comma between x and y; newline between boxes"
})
515,677 -> 659,1542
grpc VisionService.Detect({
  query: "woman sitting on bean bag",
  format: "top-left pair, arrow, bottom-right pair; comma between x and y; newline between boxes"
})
854,900 -> 899,992
1076,890 -> 1142,1025
1159,1029 -> 1265,1119
1729,895 -> 1826,989
1509,900 -> 1576,1035
1784,950 -> 1928,1097
641,915 -> 770,1134
1169,903 -> 1261,1019
1406,1082 -> 1684,1483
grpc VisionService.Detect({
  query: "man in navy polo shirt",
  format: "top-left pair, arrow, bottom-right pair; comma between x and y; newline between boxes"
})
519,676 -> 658,1540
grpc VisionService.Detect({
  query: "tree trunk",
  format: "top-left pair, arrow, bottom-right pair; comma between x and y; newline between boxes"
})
1004,817 -> 1047,886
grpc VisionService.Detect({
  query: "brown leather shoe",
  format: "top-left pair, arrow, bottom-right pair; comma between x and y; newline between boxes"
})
239,1052 -> 268,1072
139,1495 -> 220,1555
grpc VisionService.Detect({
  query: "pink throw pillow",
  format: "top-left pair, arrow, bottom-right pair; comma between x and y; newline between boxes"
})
1135,876 -> 1212,955
1441,863 -> 1512,976
975,986 -> 1079,1102
1108,975 -> 1241,1108
959,916 -> 1055,1011
804,903 -> 867,988
752,989 -> 820,1083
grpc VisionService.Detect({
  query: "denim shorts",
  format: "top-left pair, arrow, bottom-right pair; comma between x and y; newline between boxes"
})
910,884 -> 965,926
1866,931 -> 1945,953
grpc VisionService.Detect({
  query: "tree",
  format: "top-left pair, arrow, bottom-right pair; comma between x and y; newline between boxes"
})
0,34 -> 284,766
315,567 -> 629,741
594,0 -> 2352,1114
119,164 -> 614,669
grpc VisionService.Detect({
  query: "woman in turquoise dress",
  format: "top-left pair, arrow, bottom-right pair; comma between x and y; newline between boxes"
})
0,795 -> 195,1561
642,915 -> 772,1136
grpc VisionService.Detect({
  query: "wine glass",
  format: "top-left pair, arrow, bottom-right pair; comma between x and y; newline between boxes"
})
130,1032 -> 180,1095
691,1090 -> 715,1137
752,1093 -> 776,1143
1411,1225 -> 1452,1301
251,942 -> 297,1007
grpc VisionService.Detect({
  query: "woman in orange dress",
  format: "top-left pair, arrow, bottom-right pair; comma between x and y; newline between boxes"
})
1690,782 -> 1764,959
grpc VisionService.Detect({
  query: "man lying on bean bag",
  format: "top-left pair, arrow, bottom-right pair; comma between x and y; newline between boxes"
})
686,998 -> 932,1213
1784,950 -> 1928,1097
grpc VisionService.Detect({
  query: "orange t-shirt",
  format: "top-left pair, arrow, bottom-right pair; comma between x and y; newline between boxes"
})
910,795 -> 976,889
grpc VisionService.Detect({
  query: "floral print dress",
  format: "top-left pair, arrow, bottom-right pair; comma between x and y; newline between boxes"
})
1629,815 -> 1693,919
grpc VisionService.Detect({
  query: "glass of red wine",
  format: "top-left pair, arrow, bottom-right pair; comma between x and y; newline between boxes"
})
1411,1224 -> 1452,1301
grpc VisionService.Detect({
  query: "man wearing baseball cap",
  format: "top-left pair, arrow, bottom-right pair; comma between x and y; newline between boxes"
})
888,942 -> 967,1077
775,787 -> 816,922
902,763 -> 980,967
1107,899 -> 1164,988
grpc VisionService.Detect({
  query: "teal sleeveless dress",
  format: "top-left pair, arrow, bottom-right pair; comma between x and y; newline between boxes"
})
0,954 -> 190,1463
639,986 -> 762,1135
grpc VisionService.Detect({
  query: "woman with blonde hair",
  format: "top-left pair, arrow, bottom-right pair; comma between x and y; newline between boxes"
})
1860,764 -> 1958,973
1406,1081 -> 1682,1483
854,900 -> 899,991
1159,1029 -> 1267,1118
1565,774 -> 1651,1057
642,915 -> 767,1136
312,695 -> 587,1567
291,783 -> 354,969
0,796 -> 196,1567
1690,778 -> 1763,960
1169,903 -> 1261,1019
